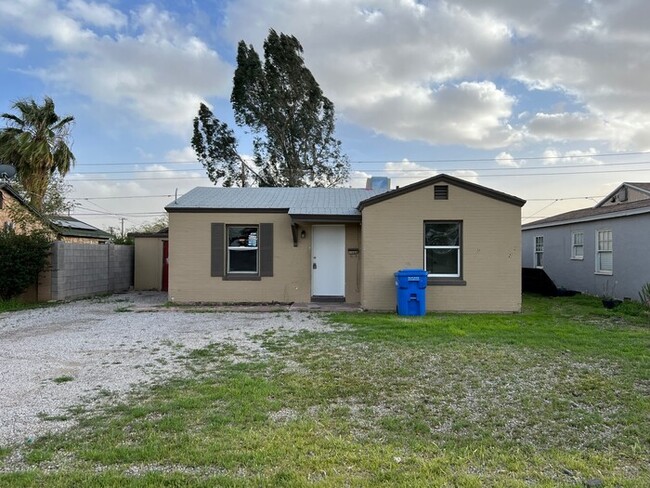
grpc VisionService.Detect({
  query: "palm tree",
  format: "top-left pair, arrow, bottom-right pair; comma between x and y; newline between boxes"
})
0,97 -> 75,210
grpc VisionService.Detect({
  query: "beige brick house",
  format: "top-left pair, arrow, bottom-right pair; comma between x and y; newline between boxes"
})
165,174 -> 525,312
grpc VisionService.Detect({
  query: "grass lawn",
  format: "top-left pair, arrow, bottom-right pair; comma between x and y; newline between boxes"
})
0,294 -> 648,487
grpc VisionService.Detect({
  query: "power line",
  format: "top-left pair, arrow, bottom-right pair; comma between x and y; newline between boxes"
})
62,166 -> 650,182
70,150 -> 650,166
65,159 -> 650,176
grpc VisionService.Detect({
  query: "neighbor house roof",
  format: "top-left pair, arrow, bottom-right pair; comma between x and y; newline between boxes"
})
522,194 -> 650,230
165,187 -> 387,218
50,215 -> 112,240
1,183 -> 111,240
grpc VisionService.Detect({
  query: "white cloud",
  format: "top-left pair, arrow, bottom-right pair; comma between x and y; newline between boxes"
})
221,0 -> 650,151
2,1 -> 231,135
222,0 -> 519,149
66,0 -> 127,29
541,148 -> 601,166
346,81 -> 521,148
0,39 -> 28,56
165,146 -> 197,163
494,151 -> 523,168
68,164 -> 211,229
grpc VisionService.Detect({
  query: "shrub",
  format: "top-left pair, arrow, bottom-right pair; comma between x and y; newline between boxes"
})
639,282 -> 650,308
0,229 -> 51,300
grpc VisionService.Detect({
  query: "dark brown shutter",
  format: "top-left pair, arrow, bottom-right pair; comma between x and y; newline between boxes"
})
259,223 -> 273,277
211,223 -> 225,277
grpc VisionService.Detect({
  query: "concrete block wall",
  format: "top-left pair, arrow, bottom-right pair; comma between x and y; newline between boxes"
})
50,242 -> 133,300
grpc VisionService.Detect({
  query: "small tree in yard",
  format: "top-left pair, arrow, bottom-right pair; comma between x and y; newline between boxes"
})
0,229 -> 51,300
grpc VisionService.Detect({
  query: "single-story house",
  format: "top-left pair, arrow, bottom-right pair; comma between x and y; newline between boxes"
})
165,174 -> 525,312
1,182 -> 111,243
131,227 -> 169,291
521,182 -> 650,300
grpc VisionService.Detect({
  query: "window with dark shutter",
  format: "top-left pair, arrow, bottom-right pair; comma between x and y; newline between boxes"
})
434,185 -> 449,200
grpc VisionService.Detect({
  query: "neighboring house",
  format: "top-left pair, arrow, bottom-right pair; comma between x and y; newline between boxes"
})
0,182 -> 111,243
165,174 -> 525,312
521,182 -> 650,300
131,227 -> 169,291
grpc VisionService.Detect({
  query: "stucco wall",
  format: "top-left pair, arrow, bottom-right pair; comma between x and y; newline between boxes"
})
134,237 -> 165,290
522,213 -> 650,300
168,212 -> 362,304
361,183 -> 522,312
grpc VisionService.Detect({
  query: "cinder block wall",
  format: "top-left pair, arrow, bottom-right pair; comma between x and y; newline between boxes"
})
50,242 -> 133,300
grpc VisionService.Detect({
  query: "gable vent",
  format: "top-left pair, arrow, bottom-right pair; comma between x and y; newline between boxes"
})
434,185 -> 449,200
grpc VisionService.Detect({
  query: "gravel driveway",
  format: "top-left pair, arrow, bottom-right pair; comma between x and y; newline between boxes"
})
0,292 -> 331,447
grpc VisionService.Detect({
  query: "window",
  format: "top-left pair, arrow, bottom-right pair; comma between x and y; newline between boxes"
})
596,230 -> 613,274
571,232 -> 584,260
227,225 -> 258,274
534,236 -> 544,268
424,222 -> 460,277
211,223 -> 273,279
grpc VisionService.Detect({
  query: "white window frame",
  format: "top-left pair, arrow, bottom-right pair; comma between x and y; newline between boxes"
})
534,235 -> 544,268
424,221 -> 461,278
571,231 -> 584,260
595,229 -> 613,275
227,225 -> 259,274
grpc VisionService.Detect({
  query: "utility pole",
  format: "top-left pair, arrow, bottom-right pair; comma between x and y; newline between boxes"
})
120,218 -> 125,238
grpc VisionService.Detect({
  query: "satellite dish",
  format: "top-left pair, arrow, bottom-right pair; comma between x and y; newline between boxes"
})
0,164 -> 16,180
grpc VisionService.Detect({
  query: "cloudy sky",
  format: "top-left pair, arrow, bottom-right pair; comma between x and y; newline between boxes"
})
2,0 -> 650,231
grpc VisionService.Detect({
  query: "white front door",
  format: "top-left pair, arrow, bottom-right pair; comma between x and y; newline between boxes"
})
312,225 -> 345,297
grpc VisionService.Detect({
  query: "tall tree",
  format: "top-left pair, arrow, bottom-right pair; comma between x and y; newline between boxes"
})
0,97 -> 75,210
192,29 -> 349,188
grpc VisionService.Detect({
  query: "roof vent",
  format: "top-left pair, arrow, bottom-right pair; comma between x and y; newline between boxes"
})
366,177 -> 391,191
434,185 -> 449,200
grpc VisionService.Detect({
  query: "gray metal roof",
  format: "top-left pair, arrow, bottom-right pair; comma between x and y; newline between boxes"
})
165,187 -> 387,216
522,198 -> 650,229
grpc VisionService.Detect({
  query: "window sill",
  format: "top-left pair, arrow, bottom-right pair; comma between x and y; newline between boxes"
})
594,271 -> 613,276
570,257 -> 584,261
427,278 -> 466,286
223,274 -> 262,281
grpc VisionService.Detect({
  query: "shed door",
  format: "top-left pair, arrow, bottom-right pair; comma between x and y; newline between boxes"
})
312,225 -> 345,298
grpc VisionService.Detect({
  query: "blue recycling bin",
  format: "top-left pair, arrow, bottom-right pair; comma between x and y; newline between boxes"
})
394,269 -> 428,316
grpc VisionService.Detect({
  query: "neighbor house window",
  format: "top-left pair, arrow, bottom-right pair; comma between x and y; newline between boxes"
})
596,230 -> 612,274
424,222 -> 461,277
227,225 -> 258,274
571,232 -> 584,260
534,236 -> 544,268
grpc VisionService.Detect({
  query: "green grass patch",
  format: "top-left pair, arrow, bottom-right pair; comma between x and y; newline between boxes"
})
51,376 -> 74,384
1,294 -> 648,486
0,299 -> 48,313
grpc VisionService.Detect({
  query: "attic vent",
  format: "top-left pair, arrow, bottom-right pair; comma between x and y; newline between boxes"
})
610,187 -> 628,203
434,185 -> 449,200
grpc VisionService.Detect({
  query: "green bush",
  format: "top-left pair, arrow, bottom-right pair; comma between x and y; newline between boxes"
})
0,229 -> 51,300
639,282 -> 650,308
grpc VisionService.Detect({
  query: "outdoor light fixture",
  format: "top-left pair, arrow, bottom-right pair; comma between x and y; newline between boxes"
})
300,230 -> 306,239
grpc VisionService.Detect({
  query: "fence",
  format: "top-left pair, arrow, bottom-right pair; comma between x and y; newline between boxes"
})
31,242 -> 134,301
